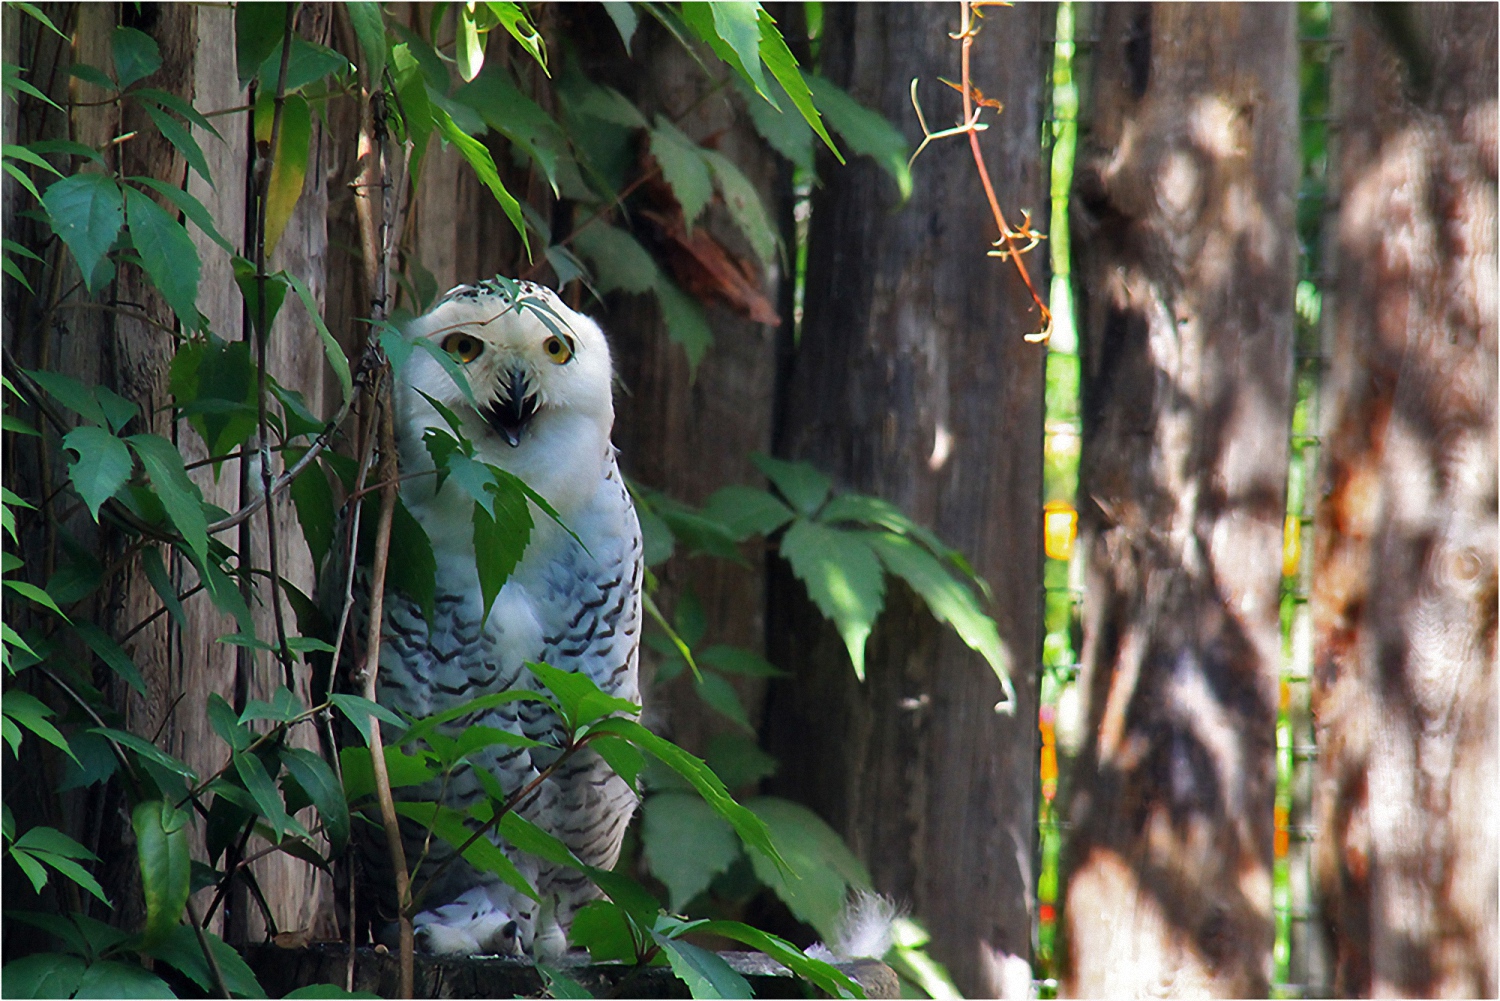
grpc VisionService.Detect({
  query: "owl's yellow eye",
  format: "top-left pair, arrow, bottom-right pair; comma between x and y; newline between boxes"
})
543,335 -> 573,365
442,333 -> 483,363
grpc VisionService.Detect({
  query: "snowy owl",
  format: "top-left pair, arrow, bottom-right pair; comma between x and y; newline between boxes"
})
342,278 -> 642,957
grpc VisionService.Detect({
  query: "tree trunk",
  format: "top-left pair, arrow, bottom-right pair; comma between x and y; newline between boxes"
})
1311,5 -> 1498,995
2,1 -> 334,945
1057,4 -> 1298,996
759,5 -> 1050,996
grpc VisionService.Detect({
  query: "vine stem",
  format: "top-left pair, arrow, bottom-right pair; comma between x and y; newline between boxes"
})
351,38 -> 416,994
958,0 -> 1052,341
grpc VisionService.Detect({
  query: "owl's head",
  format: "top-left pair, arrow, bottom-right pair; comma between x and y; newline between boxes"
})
397,279 -> 616,502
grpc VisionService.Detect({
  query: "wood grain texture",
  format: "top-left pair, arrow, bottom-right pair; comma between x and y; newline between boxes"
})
1057,4 -> 1298,996
1311,5 -> 1497,996
759,5 -> 1050,996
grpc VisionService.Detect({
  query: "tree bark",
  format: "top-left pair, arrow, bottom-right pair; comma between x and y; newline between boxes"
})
759,5 -> 1050,996
1057,4 -> 1298,996
1311,5 -> 1498,996
2,1 -> 334,944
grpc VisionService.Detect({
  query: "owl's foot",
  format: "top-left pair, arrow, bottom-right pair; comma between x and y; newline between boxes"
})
411,887 -> 524,956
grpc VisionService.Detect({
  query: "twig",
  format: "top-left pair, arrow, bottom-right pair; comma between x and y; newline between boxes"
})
185,894 -> 232,1000
256,5 -> 301,689
957,0 -> 1051,341
351,43 -> 415,993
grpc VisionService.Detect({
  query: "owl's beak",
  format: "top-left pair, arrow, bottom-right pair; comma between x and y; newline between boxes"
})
483,367 -> 538,447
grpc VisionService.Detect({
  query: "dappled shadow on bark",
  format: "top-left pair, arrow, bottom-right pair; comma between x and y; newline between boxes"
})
1311,6 -> 1497,996
1058,4 -> 1298,996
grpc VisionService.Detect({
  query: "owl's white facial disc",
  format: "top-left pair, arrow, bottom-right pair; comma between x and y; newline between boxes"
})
396,279 -> 616,516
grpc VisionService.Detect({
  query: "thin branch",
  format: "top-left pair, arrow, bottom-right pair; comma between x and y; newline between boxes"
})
184,894 -> 232,1000
958,0 -> 1051,341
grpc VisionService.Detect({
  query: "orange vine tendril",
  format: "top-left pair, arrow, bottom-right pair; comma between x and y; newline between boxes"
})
912,0 -> 1053,343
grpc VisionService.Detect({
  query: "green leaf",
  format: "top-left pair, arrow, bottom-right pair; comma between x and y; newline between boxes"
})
486,2 -> 548,72
573,224 -> 657,294
141,546 -> 187,629
346,2 -> 386,82
142,103 -> 213,188
2,954 -> 86,999
111,26 -> 162,89
256,38 -> 351,93
699,645 -> 786,678
681,2 -> 768,101
135,87 -> 225,141
456,4 -> 485,82
467,464 -> 533,620
280,746 -> 349,856
778,520 -> 884,679
237,3 -> 289,88
3,143 -> 62,177
130,176 -> 233,253
391,44 -> 434,182
339,746 -> 436,804
239,684 -> 302,724
536,964 -> 594,1000
745,796 -> 871,941
696,921 -> 863,999
864,532 -> 1014,706
642,792 -> 739,911
654,277 -> 713,372
3,579 -> 67,620
74,960 -> 175,998
601,1 -> 638,54
329,693 -> 408,747
818,493 -> 951,560
62,426 -> 132,521
21,368 -> 105,425
700,485 -> 793,541
431,104 -> 529,256
207,692 -> 253,751
589,735 -> 645,792
694,671 -> 752,731
588,717 -> 786,874
653,933 -> 752,1000
3,690 -> 75,761
236,750 -> 290,843
529,661 -> 640,730
24,138 -> 106,165
3,252 -> 34,291
751,453 -> 831,516
286,270 -> 352,403
253,91 -> 312,256
124,186 -> 201,329
284,987 -> 383,999
806,74 -> 911,199
127,433 -> 209,562
756,12 -> 841,162
12,3 -> 65,38
569,900 -> 638,962
2,159 -> 40,201
75,620 -> 148,695
650,117 -> 712,229
704,732 -> 778,790
67,63 -> 117,93
394,801 -> 540,902
360,494 -> 436,619
132,800 -> 192,947
285,448 -> 336,572
141,925 -> 267,998
4,62 -> 64,110
41,173 -> 123,292
91,727 -> 198,780
457,66 -> 570,196
700,148 -> 777,268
